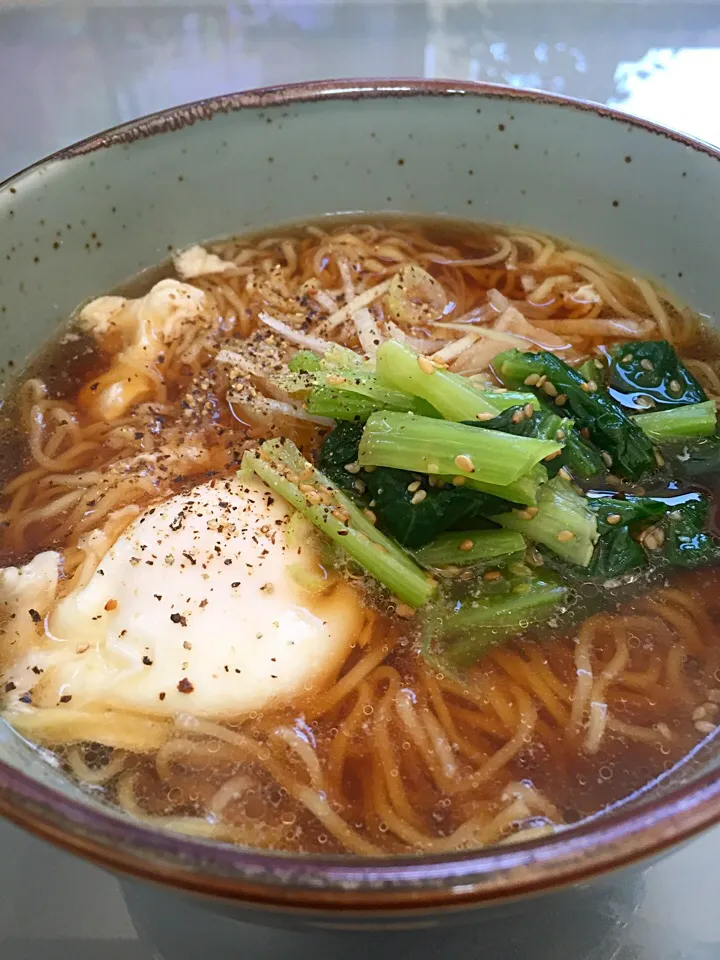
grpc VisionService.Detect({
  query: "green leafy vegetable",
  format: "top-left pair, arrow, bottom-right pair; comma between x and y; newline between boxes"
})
358,410 -> 561,484
608,340 -> 707,411
319,422 -> 513,548
492,476 -> 599,566
426,565 -> 568,667
633,400 -> 717,441
414,530 -> 525,568
242,438 -> 435,608
495,348 -> 656,480
660,495 -> 720,569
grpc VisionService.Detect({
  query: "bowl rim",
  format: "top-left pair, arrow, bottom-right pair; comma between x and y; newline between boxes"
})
1,76 -> 720,912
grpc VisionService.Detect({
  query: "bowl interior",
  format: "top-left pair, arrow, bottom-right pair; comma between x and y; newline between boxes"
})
1,80 -> 720,901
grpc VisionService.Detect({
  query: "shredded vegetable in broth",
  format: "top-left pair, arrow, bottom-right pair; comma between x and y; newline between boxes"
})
1,216 -> 720,855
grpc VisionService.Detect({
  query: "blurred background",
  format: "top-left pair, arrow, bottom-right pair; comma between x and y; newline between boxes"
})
2,0 -> 720,180
2,1 -> 720,957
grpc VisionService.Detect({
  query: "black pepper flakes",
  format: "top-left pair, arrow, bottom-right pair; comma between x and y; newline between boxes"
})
4,681 -> 16,692
170,613 -> 187,626
177,678 -> 194,694
158,691 -> 166,701
142,656 -> 153,666
59,694 -> 73,703
28,608 -> 41,623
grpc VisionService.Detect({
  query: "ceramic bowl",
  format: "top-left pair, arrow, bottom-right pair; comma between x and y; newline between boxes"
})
1,79 -> 719,929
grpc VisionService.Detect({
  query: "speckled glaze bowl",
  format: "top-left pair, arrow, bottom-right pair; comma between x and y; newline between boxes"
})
1,80 -> 720,938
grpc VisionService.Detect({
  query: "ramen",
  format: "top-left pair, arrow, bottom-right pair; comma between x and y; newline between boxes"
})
1,217 -> 719,856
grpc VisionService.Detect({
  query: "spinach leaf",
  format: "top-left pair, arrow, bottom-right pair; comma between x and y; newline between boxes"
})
495,349 -> 657,480
660,495 -> 720,568
319,422 -> 513,548
364,469 -> 509,549
663,434 -> 720,480
318,421 -> 365,488
608,340 -> 707,411
461,405 -> 562,440
587,526 -> 646,580
586,496 -> 667,579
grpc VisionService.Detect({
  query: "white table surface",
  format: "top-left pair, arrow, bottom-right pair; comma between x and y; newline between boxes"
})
1,1 -> 720,957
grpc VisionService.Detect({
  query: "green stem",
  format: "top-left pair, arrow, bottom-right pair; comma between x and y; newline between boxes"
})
492,476 -> 598,566
242,439 -> 436,608
633,400 -> 717,441
414,529 -> 525,567
358,411 -> 561,485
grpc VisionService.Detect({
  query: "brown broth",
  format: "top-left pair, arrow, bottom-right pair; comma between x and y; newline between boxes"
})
1,216 -> 719,855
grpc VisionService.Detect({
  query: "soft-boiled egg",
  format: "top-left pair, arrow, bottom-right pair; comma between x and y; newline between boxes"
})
10,475 -> 365,720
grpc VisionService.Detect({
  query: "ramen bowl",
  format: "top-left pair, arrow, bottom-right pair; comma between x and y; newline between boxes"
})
1,80 -> 720,941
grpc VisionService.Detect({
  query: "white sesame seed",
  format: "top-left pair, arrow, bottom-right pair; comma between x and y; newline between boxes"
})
556,530 -> 575,543
524,403 -> 535,418
407,480 -> 422,493
707,689 -> 720,704
655,450 -> 665,468
458,539 -> 474,552
417,356 -> 436,375
427,462 -> 440,473
555,394 -> 568,407
606,513 -> 622,525
454,454 -> 475,473
695,720 -> 717,735
669,379 -> 682,394
411,489 -> 427,505
543,381 -> 558,398
601,451 -> 613,468
476,411 -> 496,421
452,475 -> 466,486
655,722 -> 672,740
344,461 -> 362,474
635,395 -> 655,409
640,358 -> 654,371
692,706 -> 707,722
558,467 -> 572,481
395,603 -> 415,619
524,374 -> 540,386
622,354 -> 632,364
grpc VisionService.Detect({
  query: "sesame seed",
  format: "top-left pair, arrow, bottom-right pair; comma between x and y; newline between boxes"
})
542,381 -> 558,397
554,394 -> 568,407
427,462 -> 440,473
581,380 -> 598,393
407,480 -> 422,493
601,451 -> 613,468
695,720 -> 717,735
655,722 -> 672,740
555,429 -> 566,441
326,374 -> 348,385
483,570 -> 502,581
635,395 -> 655,409
655,450 -> 665,468
622,354 -> 632,363
640,358 -> 654,371
364,508 -> 377,524
411,490 -> 427,505
344,461 -> 362,474
515,509 -> 533,520
458,539 -> 474,551
606,513 -> 622,525
354,479 -> 366,494
524,403 -> 535,418
524,374 -> 540,386
476,411 -> 496,421
556,530 -> 575,542
104,599 -> 118,611
707,689 -> 720,704
417,356 -> 436,375
511,410 -> 525,424
454,454 -> 475,473
543,449 -> 562,462
558,467 -> 572,481
526,506 -> 540,518
452,475 -> 466,486
395,603 -> 415,618
669,379 -> 682,394
692,706 -> 707,722
536,375 -> 547,387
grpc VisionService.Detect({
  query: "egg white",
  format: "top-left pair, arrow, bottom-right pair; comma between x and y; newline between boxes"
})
8,475 -> 364,720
